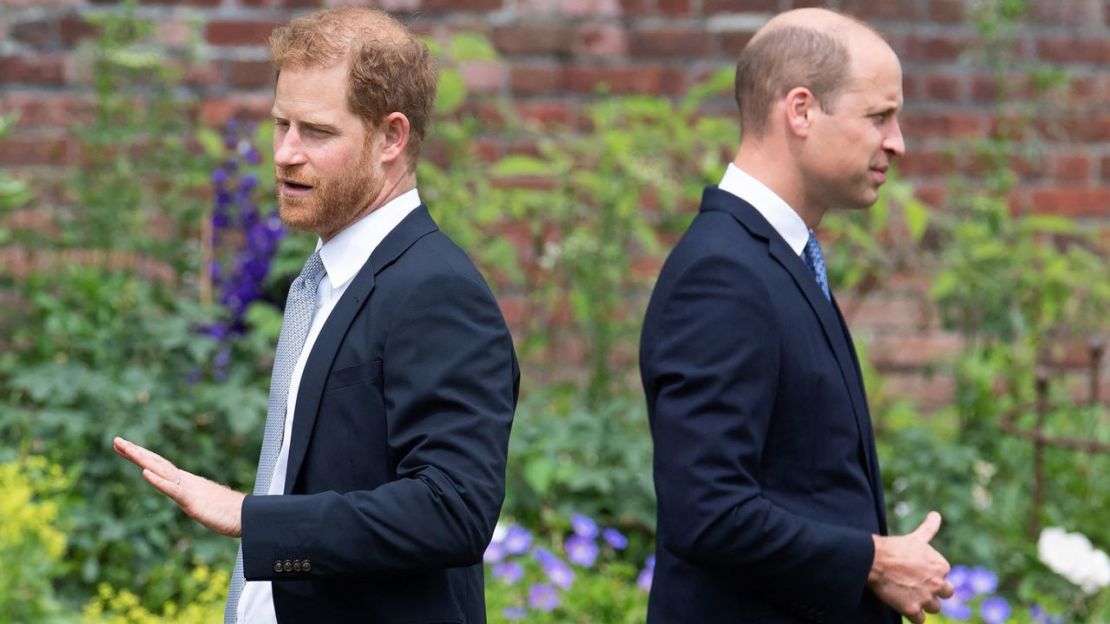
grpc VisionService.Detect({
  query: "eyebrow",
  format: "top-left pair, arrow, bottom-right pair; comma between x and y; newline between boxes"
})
270,110 -> 341,133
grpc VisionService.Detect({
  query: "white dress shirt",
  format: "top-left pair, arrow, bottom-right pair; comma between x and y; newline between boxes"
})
238,188 -> 422,624
718,163 -> 809,256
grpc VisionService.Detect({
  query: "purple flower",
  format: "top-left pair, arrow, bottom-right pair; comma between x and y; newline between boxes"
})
570,513 -> 599,539
528,584 -> 559,612
493,561 -> 523,584
483,541 -> 504,564
534,549 -> 574,589
1030,605 -> 1063,624
602,527 -> 628,550
967,567 -> 998,595
980,597 -> 1011,624
941,595 -> 972,620
637,564 -> 653,592
564,534 -> 598,567
502,525 -> 532,555
211,167 -> 229,186
503,606 -> 526,620
245,146 -> 262,165
947,565 -> 974,601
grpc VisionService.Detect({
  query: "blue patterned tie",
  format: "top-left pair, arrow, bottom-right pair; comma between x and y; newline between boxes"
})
225,251 -> 325,623
803,232 -> 831,301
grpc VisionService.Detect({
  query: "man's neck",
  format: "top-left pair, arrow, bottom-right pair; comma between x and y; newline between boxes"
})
733,147 -> 824,229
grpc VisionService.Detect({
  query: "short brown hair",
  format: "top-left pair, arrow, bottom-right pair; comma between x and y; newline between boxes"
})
269,8 -> 437,168
734,25 -> 850,139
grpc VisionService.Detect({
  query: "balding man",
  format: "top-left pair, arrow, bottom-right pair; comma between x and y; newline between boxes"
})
641,9 -> 953,624
115,8 -> 518,623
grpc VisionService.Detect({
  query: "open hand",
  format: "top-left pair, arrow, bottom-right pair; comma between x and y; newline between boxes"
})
868,511 -> 955,624
113,436 -> 245,537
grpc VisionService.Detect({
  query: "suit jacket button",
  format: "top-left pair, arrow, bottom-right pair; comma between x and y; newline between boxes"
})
273,561 -> 283,573
303,559 -> 312,572
292,560 -> 302,572
283,559 -> 292,572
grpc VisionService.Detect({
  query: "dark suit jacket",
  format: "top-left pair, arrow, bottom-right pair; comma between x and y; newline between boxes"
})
640,188 -> 899,624
240,206 -> 519,623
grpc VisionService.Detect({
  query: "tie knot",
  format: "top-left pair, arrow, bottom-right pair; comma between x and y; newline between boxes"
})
297,251 -> 325,290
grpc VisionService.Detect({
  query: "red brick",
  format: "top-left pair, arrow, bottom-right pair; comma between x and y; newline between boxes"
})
902,111 -> 984,139
913,183 -> 946,209
618,0 -> 651,15
574,25 -> 628,57
1030,0 -> 1104,26
205,21 -> 281,47
1031,187 -> 1110,218
924,74 -> 962,102
564,65 -> 663,95
199,95 -> 273,126
11,20 -> 55,50
459,60 -> 507,92
0,134 -> 75,166
629,27 -> 713,58
498,293 -> 526,327
509,64 -> 561,95
491,25 -> 572,56
1038,115 -> 1110,142
882,372 -> 955,411
870,332 -> 963,369
841,0 -> 923,20
0,92 -> 90,128
140,0 -> 221,5
184,61 -> 222,88
840,295 -> 931,331
1037,37 -> 1110,64
1053,152 -> 1091,183
704,0 -> 778,13
790,0 -> 829,7
901,34 -> 967,62
720,31 -> 755,56
59,14 -> 98,47
658,0 -> 693,15
0,55 -> 67,86
898,149 -> 950,177
279,0 -> 323,7
1102,156 -> 1110,181
971,74 -> 999,102
424,0 -> 501,9
516,100 -> 578,126
1069,76 -> 1098,101
930,0 -> 963,22
229,60 -> 275,89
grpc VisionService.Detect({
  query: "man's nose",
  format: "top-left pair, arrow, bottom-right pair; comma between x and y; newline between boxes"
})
884,118 -> 906,158
273,128 -> 307,168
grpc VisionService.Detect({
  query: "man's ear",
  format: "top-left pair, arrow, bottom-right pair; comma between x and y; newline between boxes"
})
784,87 -> 816,138
376,112 -> 411,165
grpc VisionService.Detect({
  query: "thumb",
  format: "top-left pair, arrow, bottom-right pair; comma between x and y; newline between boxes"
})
910,511 -> 942,542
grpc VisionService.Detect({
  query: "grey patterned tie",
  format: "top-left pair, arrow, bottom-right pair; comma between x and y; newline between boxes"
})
225,250 -> 325,623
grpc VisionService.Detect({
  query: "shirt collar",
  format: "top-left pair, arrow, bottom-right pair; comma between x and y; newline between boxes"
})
718,163 -> 810,256
316,188 -> 422,290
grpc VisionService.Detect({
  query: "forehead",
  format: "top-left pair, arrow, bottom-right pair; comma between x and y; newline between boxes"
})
839,43 -> 903,109
271,62 -> 357,123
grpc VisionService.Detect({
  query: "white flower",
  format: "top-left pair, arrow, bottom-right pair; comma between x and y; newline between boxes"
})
1038,527 -> 1110,594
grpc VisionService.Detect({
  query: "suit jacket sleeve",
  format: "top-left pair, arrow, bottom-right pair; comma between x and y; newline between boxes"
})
645,251 -> 874,611
240,267 -> 517,577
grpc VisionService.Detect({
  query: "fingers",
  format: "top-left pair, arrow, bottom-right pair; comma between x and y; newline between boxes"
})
906,609 -> 925,624
922,597 -> 942,614
937,580 -> 955,599
910,510 -> 942,542
114,437 -> 182,492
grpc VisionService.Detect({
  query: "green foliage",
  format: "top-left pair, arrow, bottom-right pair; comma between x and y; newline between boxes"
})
0,3 -> 269,614
485,560 -> 648,624
504,394 -> 655,532
82,563 -> 228,624
0,456 -> 72,623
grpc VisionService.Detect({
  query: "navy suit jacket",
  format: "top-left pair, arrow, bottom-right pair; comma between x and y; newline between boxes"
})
640,188 -> 899,624
240,206 -> 519,623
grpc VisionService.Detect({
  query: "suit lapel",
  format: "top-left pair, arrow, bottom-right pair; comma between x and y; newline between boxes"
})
283,206 -> 439,493
700,187 -> 880,494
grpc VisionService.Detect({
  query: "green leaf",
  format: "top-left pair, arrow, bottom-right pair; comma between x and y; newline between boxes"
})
196,127 -> 224,158
435,68 -> 466,115
449,32 -> 500,62
903,199 -> 929,241
491,155 -> 550,177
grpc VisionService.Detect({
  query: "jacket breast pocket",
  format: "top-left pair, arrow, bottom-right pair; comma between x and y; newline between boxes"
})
324,359 -> 382,393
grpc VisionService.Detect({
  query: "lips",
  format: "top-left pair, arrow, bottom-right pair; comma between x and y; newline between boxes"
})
280,178 -> 314,196
869,167 -> 888,184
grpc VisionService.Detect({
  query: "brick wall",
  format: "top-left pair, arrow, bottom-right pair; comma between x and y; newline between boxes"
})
2,0 -> 1109,408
